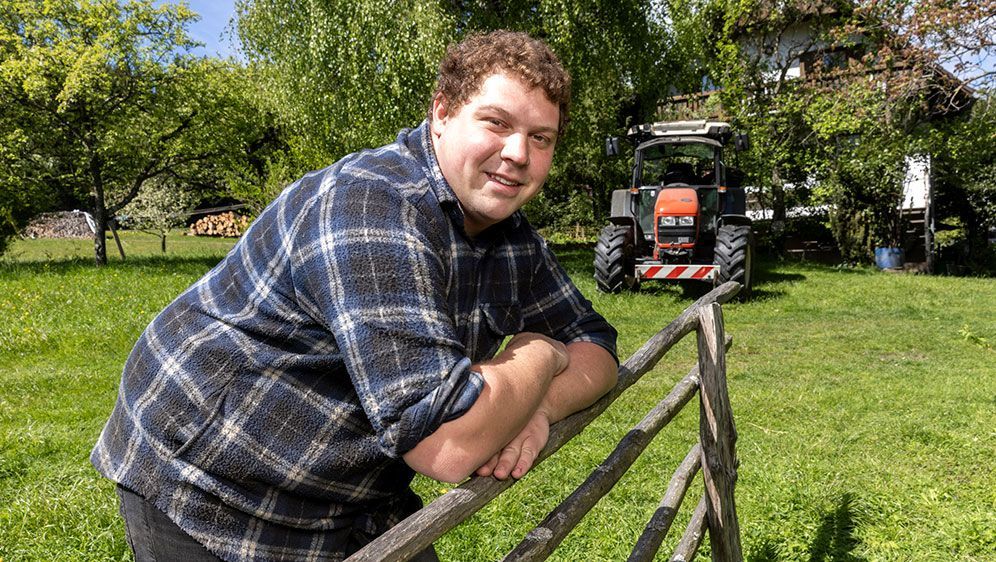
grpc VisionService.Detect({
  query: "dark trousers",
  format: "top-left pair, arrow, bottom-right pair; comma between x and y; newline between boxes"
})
116,484 -> 440,561
116,485 -> 223,561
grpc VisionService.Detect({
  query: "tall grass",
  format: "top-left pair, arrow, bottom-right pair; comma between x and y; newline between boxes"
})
1,233 -> 993,561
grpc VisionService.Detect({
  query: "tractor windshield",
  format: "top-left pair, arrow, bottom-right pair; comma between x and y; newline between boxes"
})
639,142 -> 716,187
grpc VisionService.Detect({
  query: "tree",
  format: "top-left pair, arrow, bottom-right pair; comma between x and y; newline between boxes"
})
0,0 -> 264,264
849,0 -> 996,98
665,0 -> 850,245
928,93 -> 996,272
0,106 -> 49,254
233,0 -> 675,228
119,177 -> 194,253
666,0 -> 993,262
234,0 -> 454,167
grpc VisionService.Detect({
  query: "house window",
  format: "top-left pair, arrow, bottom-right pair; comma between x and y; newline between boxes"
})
801,48 -> 854,77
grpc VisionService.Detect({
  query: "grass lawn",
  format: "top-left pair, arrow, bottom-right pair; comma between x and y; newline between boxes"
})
1,232 -> 994,561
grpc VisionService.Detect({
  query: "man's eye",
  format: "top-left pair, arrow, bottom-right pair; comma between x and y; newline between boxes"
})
533,135 -> 552,146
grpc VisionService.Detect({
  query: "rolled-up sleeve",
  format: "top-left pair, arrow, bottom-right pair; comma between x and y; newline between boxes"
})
290,178 -> 482,458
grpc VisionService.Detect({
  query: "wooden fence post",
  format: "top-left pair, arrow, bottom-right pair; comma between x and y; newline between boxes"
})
696,303 -> 743,562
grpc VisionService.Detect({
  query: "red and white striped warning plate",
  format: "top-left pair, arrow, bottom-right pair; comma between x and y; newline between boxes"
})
637,264 -> 718,280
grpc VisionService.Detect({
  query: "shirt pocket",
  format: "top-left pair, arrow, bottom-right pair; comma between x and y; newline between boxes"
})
481,302 -> 523,336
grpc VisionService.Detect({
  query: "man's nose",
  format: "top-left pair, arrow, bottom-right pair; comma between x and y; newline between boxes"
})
501,133 -> 529,166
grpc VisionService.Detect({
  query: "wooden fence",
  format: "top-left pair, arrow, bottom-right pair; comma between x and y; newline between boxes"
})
348,282 -> 744,562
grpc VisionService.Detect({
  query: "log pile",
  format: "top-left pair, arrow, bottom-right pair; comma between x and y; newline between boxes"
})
23,212 -> 93,239
188,212 -> 250,237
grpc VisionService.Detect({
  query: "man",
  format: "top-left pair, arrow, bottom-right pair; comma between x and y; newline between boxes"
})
92,30 -> 617,562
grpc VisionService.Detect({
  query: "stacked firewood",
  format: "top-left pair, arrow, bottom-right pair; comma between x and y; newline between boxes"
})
188,212 -> 251,237
23,212 -> 93,239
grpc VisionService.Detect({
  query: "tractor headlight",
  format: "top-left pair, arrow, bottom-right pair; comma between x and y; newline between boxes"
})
660,216 -> 676,227
678,216 -> 695,226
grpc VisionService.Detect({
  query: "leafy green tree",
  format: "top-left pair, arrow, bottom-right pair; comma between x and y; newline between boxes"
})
234,0 -> 454,167
928,94 -> 996,272
119,177 -> 194,253
0,0 -> 264,264
666,0 -> 992,263
665,0 -> 857,244
234,0 -> 674,227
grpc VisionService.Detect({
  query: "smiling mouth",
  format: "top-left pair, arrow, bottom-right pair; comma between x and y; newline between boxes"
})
486,173 -> 523,188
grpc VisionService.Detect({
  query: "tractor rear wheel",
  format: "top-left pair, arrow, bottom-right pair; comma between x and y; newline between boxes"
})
714,224 -> 754,300
594,224 -> 638,293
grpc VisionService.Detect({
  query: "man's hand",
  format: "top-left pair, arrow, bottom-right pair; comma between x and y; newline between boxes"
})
474,341 -> 617,482
475,408 -> 551,480
472,333 -> 565,480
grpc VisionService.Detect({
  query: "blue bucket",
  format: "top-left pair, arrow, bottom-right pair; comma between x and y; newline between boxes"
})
874,247 -> 904,270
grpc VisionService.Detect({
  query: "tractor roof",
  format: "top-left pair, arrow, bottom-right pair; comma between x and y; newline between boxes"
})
626,120 -> 732,140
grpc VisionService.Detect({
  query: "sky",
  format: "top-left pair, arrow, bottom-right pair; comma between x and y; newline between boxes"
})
180,0 -> 238,58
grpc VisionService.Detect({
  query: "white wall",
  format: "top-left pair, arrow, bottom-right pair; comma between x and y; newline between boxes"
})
901,155 -> 930,209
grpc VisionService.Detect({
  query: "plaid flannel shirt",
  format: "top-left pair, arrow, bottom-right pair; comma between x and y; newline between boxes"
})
91,121 -> 617,562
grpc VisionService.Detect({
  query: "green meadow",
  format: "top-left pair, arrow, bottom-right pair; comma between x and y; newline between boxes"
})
1,233 -> 993,561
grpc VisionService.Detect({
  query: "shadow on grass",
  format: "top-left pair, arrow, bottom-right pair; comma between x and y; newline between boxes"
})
808,493 -> 866,562
746,494 -> 866,562
778,258 -> 877,276
0,254 -> 225,277
548,241 -> 596,275
755,267 -> 806,286
746,539 -> 780,562
746,264 -> 802,301
552,244 -> 811,303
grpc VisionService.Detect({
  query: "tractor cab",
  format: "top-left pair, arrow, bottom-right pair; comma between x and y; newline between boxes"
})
627,121 -> 747,256
596,120 -> 754,299
634,137 -> 723,260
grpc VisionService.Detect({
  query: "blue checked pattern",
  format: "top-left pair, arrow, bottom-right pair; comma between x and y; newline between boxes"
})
91,121 -> 617,561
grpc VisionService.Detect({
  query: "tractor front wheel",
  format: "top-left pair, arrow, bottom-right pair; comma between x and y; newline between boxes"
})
594,224 -> 638,293
714,224 -> 754,300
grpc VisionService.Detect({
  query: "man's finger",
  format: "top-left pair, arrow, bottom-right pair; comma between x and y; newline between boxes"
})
476,453 -> 500,477
492,445 -> 521,480
510,443 -> 538,479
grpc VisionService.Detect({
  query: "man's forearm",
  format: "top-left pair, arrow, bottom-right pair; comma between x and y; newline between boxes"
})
537,341 -> 618,423
402,333 -> 567,482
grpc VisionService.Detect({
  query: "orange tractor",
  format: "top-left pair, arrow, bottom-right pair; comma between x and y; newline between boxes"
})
595,120 -> 755,298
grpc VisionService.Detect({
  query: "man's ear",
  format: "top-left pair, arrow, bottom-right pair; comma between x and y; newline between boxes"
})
430,93 -> 449,136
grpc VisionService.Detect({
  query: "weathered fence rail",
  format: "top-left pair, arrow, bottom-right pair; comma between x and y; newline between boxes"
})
348,282 -> 744,562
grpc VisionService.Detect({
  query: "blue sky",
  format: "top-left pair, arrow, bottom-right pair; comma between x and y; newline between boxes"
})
181,0 -> 238,58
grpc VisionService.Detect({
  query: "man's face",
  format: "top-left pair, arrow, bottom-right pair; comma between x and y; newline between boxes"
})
430,73 -> 560,237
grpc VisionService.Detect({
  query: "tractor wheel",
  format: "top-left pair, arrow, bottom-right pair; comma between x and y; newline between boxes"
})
714,224 -> 755,300
594,224 -> 638,293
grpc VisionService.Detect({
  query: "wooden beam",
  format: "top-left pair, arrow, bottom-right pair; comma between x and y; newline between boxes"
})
671,495 -> 708,562
503,370 -> 702,561
696,303 -> 743,562
627,444 -> 702,562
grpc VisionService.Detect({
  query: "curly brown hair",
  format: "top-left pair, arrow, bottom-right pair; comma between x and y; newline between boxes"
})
431,30 -> 571,133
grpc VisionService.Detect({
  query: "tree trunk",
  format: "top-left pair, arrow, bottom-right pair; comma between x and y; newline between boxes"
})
770,168 -> 787,254
92,192 -> 108,266
89,152 -> 108,266
160,231 -> 167,253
